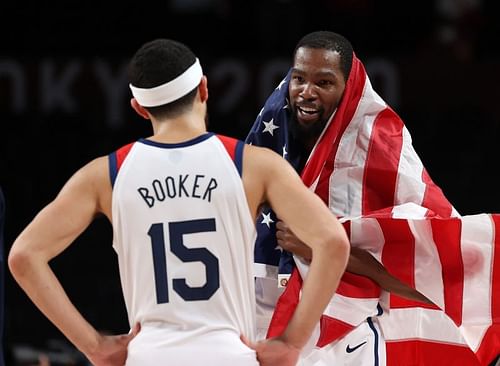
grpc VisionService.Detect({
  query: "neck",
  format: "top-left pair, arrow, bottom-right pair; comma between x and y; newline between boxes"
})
150,111 -> 207,144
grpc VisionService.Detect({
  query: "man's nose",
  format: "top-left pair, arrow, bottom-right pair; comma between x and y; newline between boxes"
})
299,83 -> 317,99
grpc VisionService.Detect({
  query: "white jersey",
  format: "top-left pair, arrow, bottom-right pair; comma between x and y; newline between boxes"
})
109,133 -> 258,365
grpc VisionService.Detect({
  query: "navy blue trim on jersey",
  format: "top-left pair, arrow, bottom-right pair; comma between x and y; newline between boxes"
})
376,303 -> 383,316
108,152 -> 118,188
234,140 -> 244,177
139,132 -> 214,149
367,317 -> 380,366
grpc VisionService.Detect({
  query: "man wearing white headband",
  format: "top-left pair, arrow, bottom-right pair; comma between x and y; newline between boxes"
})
9,38 -> 350,366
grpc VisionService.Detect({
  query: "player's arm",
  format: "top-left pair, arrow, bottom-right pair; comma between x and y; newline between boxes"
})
347,247 -> 433,304
276,221 -> 433,304
243,145 -> 350,350
8,157 -> 137,364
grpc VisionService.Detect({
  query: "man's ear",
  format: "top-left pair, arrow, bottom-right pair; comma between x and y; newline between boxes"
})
130,98 -> 150,120
198,76 -> 208,103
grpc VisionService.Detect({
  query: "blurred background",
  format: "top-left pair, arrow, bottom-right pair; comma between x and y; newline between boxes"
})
1,0 -> 499,364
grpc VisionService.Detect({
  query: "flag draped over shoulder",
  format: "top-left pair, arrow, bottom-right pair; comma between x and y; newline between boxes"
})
246,54 -> 499,365
247,73 -> 296,280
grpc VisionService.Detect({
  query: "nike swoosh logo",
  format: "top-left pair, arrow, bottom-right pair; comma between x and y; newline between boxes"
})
346,341 -> 367,353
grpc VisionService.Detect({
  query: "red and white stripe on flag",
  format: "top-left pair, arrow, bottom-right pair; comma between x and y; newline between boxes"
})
348,214 -> 500,365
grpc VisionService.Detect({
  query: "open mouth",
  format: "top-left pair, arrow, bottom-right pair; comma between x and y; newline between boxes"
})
297,105 -> 320,123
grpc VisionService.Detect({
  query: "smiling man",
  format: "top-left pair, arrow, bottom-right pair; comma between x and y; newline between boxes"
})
246,30 -> 493,366
288,43 -> 347,155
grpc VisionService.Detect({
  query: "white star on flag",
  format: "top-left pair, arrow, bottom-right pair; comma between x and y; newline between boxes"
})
261,212 -> 274,228
262,118 -> 279,136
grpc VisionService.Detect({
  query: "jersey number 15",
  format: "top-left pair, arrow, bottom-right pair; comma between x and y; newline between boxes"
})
148,218 -> 220,303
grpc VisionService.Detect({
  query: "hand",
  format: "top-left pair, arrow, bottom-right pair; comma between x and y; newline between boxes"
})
85,323 -> 140,366
241,335 -> 300,366
276,221 -> 312,261
377,272 -> 434,304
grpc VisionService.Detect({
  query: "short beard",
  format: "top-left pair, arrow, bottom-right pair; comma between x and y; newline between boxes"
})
288,108 -> 328,146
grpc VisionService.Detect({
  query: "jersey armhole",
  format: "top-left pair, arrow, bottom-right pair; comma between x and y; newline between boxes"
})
108,142 -> 134,187
216,135 -> 244,177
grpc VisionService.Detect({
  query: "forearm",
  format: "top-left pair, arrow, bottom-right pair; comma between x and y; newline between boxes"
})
9,254 -> 100,355
282,238 -> 349,348
347,248 -> 433,304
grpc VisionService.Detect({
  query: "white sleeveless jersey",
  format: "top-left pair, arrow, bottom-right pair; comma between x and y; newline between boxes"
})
109,133 -> 258,365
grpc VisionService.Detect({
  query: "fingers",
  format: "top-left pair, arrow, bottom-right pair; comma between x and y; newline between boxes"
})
131,322 -> 141,337
120,322 -> 141,344
276,221 -> 287,248
276,221 -> 288,231
276,221 -> 291,243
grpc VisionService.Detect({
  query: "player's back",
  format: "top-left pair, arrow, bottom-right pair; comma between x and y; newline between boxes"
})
109,133 -> 258,365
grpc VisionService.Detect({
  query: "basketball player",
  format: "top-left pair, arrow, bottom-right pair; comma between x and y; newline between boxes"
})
246,30 -> 485,366
8,39 -> 350,366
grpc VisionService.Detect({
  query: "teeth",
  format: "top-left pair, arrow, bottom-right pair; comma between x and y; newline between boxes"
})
299,106 -> 317,114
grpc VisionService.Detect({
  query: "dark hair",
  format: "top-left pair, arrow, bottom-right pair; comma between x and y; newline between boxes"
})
293,31 -> 354,81
128,39 -> 199,119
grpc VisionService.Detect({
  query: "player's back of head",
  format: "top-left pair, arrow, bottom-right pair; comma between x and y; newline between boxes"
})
128,39 -> 200,119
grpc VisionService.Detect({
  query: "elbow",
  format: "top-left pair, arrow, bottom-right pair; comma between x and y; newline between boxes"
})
316,231 -> 350,269
336,234 -> 350,267
332,232 -> 350,267
8,244 -> 34,281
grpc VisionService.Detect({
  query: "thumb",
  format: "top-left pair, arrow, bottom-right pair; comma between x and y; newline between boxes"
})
121,322 -> 141,344
130,322 -> 141,337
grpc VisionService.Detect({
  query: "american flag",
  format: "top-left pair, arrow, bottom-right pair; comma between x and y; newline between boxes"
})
245,55 -> 499,365
246,69 -> 295,279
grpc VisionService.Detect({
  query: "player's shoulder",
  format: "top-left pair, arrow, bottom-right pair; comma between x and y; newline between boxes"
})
244,143 -> 283,161
66,156 -> 111,190
243,144 -> 292,180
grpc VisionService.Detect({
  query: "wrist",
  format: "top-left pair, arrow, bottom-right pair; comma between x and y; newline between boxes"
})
280,330 -> 306,350
79,329 -> 102,357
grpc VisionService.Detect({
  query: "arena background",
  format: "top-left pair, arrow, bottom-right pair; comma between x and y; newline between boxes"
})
1,1 -> 499,364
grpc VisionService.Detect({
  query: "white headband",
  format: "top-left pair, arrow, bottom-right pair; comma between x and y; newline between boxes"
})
129,58 -> 203,107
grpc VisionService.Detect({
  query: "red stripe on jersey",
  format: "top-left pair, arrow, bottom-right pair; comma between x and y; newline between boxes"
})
116,142 -> 134,171
216,134 -> 237,161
